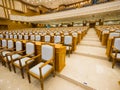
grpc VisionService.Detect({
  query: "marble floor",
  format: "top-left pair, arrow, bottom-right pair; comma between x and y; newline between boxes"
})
0,28 -> 120,90
0,65 -> 86,90
61,28 -> 120,90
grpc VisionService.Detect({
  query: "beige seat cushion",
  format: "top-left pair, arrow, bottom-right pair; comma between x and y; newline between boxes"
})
14,57 -> 33,67
29,62 -> 52,77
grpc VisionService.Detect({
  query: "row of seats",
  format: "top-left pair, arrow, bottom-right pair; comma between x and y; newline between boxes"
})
0,35 -> 74,57
97,26 -> 120,40
0,27 -> 88,43
95,25 -> 120,68
0,39 -> 55,90
0,33 -> 79,44
0,26 -> 88,34
0,27 -> 88,56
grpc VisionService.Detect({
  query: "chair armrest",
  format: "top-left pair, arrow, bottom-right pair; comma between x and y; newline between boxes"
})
23,53 -> 35,57
0,48 -> 14,53
14,52 -> 35,60
0,47 -> 4,49
112,46 -> 120,52
6,50 -> 25,56
25,54 -> 41,72
39,59 -> 52,69
0,46 -> 7,49
0,48 -> 8,52
38,59 -> 53,77
25,54 -> 41,65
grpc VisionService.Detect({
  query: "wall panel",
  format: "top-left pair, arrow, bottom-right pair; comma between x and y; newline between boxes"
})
0,6 -> 6,18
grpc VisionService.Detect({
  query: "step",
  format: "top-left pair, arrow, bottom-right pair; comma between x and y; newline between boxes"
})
61,54 -> 120,90
75,45 -> 107,59
80,40 -> 102,46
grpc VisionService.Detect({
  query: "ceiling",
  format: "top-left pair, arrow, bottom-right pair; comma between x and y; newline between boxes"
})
22,0 -> 84,9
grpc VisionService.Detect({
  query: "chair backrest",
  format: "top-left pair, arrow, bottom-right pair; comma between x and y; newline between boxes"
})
44,35 -> 51,42
26,42 -> 35,55
109,32 -> 119,38
72,32 -> 78,37
24,34 -> 29,40
35,35 -> 41,41
7,40 -> 14,49
14,34 -> 17,39
18,34 -> 23,40
55,32 -> 60,35
6,34 -> 9,39
64,35 -> 72,45
114,37 -> 120,50
64,32 -> 69,35
30,35 -> 35,41
0,34 -> 4,38
54,36 -> 61,43
41,44 -> 54,61
2,39 -> 7,47
9,34 -> 13,39
50,33 -> 54,36
115,30 -> 120,33
29,32 -> 33,35
16,41 -> 23,51
102,30 -> 109,34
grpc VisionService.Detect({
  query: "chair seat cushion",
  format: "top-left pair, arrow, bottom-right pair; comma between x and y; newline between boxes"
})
111,53 -> 120,59
29,62 -> 53,77
2,51 -> 11,56
14,57 -> 33,67
7,54 -> 21,61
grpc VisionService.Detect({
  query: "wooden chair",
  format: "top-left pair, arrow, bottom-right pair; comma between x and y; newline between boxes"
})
0,39 -> 7,49
63,35 -> 73,57
44,35 -> 51,43
71,32 -> 78,44
13,34 -> 18,39
26,43 -> 55,90
18,34 -> 23,40
1,39 -> 14,52
11,42 -> 36,78
0,39 -> 8,65
54,35 -> 61,44
110,37 -> 120,68
5,34 -> 9,39
4,40 -> 24,70
35,35 -> 41,41
0,39 -> 15,70
0,34 -> 4,39
24,34 -> 29,40
9,34 -> 13,39
106,32 -> 120,56
30,34 -> 35,41
109,32 -> 120,39
55,32 -> 60,35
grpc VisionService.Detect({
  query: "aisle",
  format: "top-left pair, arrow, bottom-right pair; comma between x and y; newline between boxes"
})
61,28 -> 120,90
75,28 -> 107,59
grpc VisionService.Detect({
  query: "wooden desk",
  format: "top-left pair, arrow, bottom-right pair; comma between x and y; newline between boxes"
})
78,33 -> 82,44
102,33 -> 109,46
99,30 -> 103,41
72,37 -> 77,51
106,38 -> 113,57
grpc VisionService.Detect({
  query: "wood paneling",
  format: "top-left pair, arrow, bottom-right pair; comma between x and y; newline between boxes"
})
0,6 -> 6,18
